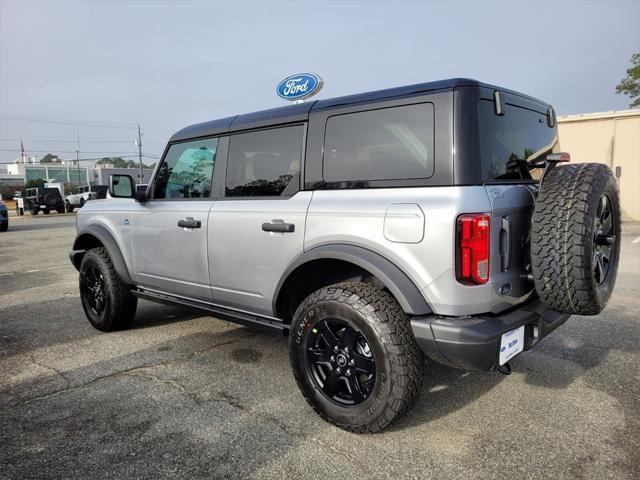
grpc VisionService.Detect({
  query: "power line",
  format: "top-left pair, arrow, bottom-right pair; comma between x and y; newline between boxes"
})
0,114 -> 173,133
0,138 -> 165,144
0,149 -> 159,154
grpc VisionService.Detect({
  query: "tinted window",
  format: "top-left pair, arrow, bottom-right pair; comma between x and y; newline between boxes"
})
153,138 -> 218,199
225,125 -> 303,197
323,103 -> 434,182
478,100 -> 557,181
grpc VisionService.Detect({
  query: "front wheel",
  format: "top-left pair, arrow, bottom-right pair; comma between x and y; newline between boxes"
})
289,282 -> 423,433
79,247 -> 137,331
65,201 -> 73,213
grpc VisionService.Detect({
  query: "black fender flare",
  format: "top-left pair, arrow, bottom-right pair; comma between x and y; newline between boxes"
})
69,224 -> 133,285
273,244 -> 432,316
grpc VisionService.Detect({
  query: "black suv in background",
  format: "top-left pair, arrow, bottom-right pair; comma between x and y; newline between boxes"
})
24,187 -> 66,215
0,200 -> 8,231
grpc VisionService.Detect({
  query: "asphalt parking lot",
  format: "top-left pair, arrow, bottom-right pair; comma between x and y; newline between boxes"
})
1,214 -> 638,480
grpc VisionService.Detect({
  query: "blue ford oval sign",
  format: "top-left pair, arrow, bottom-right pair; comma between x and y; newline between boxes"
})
276,73 -> 324,101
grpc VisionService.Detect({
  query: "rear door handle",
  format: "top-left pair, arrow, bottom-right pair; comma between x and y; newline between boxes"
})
262,221 -> 295,233
178,217 -> 201,229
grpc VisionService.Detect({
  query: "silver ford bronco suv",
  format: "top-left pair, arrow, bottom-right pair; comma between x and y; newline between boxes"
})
70,79 -> 620,432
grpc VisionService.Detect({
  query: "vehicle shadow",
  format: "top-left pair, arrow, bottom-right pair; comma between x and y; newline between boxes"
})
130,300 -> 203,329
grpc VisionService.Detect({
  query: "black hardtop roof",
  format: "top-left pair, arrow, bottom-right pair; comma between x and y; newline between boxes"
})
170,78 -> 549,142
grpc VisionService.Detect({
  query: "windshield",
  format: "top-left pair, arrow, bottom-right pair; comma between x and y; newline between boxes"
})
478,99 -> 557,181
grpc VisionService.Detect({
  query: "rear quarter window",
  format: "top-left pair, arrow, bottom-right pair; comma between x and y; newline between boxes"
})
322,103 -> 435,183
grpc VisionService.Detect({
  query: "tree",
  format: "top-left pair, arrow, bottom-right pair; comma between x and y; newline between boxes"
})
0,182 -> 15,201
95,157 -> 152,169
40,153 -> 59,163
24,178 -> 46,189
615,53 -> 640,108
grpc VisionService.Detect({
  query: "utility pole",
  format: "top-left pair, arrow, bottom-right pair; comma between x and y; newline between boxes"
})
137,125 -> 143,184
76,132 -> 81,185
76,149 -> 80,185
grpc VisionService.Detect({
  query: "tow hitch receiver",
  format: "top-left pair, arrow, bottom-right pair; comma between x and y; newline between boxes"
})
497,363 -> 512,375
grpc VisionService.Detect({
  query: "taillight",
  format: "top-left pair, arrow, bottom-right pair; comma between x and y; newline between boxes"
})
456,214 -> 490,285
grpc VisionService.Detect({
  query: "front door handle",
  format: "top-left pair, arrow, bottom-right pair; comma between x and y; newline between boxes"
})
178,217 -> 201,229
262,221 -> 295,233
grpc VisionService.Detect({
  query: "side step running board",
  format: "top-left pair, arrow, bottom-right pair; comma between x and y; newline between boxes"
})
132,289 -> 287,335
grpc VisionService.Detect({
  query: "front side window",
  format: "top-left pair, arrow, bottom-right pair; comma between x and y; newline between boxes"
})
478,100 -> 557,181
225,125 -> 304,197
153,138 -> 218,199
323,103 -> 435,183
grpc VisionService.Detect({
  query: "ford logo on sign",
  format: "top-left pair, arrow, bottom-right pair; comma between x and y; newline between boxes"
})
276,73 -> 324,101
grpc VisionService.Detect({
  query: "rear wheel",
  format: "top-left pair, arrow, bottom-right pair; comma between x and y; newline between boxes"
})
31,208 -> 39,216
65,201 -> 73,213
80,198 -> 85,208
531,163 -> 621,315
0,221 -> 7,232
289,282 -> 422,433
79,247 -> 137,331
43,208 -> 50,215
56,206 -> 65,214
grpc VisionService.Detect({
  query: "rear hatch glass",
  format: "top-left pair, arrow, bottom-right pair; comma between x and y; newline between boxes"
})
478,99 -> 557,182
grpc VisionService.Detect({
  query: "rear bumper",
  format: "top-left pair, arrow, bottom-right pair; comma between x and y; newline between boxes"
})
410,299 -> 570,371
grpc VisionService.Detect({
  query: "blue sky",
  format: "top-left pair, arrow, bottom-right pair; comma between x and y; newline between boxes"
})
1,0 -> 638,165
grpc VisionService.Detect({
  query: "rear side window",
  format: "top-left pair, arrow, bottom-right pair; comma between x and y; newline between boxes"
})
153,138 -> 218,199
323,103 -> 435,182
225,125 -> 304,197
478,99 -> 557,181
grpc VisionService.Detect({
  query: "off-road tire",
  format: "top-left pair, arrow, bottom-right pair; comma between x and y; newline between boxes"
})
289,281 -> 423,433
79,247 -> 137,331
0,222 -> 7,232
531,163 -> 620,315
56,206 -> 65,214
43,209 -> 50,215
31,208 -> 38,216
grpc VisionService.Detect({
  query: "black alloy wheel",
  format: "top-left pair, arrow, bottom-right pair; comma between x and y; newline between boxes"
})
593,194 -> 615,285
307,318 -> 376,405
289,282 -> 423,433
84,265 -> 107,316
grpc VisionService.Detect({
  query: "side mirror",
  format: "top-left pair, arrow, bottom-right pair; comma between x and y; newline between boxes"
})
109,175 -> 135,198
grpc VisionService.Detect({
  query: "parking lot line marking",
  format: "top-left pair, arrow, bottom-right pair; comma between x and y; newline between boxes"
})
25,269 -> 40,273
633,237 -> 640,244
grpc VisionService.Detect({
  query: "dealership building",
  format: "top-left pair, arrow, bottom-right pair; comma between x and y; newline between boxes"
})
557,109 -> 639,222
2,160 -> 155,187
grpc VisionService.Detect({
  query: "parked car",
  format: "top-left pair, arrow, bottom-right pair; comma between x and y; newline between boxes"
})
69,78 -> 620,433
24,187 -> 65,215
65,185 -> 109,212
0,200 -> 8,231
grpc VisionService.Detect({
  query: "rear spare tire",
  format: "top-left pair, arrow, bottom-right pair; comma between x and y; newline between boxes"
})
44,193 -> 58,207
531,163 -> 620,315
